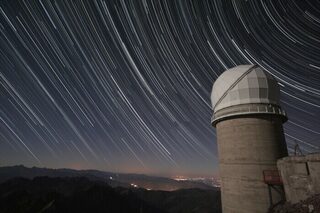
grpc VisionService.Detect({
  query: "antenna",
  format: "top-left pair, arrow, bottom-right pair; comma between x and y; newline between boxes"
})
294,141 -> 303,156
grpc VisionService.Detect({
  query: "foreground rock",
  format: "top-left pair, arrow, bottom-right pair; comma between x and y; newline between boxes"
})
272,194 -> 320,213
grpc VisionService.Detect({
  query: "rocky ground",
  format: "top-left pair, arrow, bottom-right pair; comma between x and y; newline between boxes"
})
272,194 -> 320,213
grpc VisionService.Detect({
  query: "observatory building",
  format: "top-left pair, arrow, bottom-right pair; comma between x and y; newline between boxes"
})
211,65 -> 288,213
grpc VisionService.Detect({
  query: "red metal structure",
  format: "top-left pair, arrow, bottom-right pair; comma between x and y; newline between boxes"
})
263,170 -> 285,212
263,170 -> 283,185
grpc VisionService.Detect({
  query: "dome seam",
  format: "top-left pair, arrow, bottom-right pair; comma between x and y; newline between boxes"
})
213,64 -> 258,112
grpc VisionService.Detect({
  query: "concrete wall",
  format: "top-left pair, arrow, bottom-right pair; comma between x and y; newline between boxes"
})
277,153 -> 320,204
216,115 -> 288,213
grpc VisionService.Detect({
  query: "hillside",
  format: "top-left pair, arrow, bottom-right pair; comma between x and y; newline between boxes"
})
0,176 -> 221,213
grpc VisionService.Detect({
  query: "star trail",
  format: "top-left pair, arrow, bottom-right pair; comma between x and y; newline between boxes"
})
1,0 -> 320,177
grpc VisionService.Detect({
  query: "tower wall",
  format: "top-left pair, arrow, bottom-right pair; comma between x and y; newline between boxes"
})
216,114 -> 288,213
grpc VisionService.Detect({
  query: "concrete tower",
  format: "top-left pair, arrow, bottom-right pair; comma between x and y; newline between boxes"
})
211,65 -> 288,213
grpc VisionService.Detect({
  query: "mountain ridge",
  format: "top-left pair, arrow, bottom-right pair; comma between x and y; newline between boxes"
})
0,165 -> 215,191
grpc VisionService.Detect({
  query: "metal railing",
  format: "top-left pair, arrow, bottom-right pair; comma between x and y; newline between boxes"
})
211,104 -> 287,125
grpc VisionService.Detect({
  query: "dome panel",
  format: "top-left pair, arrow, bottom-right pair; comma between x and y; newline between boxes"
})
211,65 -> 254,107
211,65 -> 280,112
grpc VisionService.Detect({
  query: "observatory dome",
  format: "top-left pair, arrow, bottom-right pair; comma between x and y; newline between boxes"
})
211,65 -> 280,112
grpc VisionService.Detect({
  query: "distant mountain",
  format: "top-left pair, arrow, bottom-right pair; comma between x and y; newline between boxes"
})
0,165 -> 214,191
0,176 -> 222,213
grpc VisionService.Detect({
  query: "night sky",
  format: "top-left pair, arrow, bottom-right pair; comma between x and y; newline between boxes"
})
1,0 -> 320,177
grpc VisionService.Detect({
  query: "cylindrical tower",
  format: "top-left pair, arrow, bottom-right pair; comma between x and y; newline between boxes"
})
211,65 -> 288,213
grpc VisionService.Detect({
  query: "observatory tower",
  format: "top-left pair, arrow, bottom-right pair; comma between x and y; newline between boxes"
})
211,65 -> 288,213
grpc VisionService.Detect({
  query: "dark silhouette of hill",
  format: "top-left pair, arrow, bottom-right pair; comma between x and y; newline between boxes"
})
133,188 -> 221,213
0,165 -> 214,191
0,176 -> 164,213
0,176 -> 221,213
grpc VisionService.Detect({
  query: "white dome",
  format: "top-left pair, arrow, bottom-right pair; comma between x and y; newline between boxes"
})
211,65 -> 280,112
